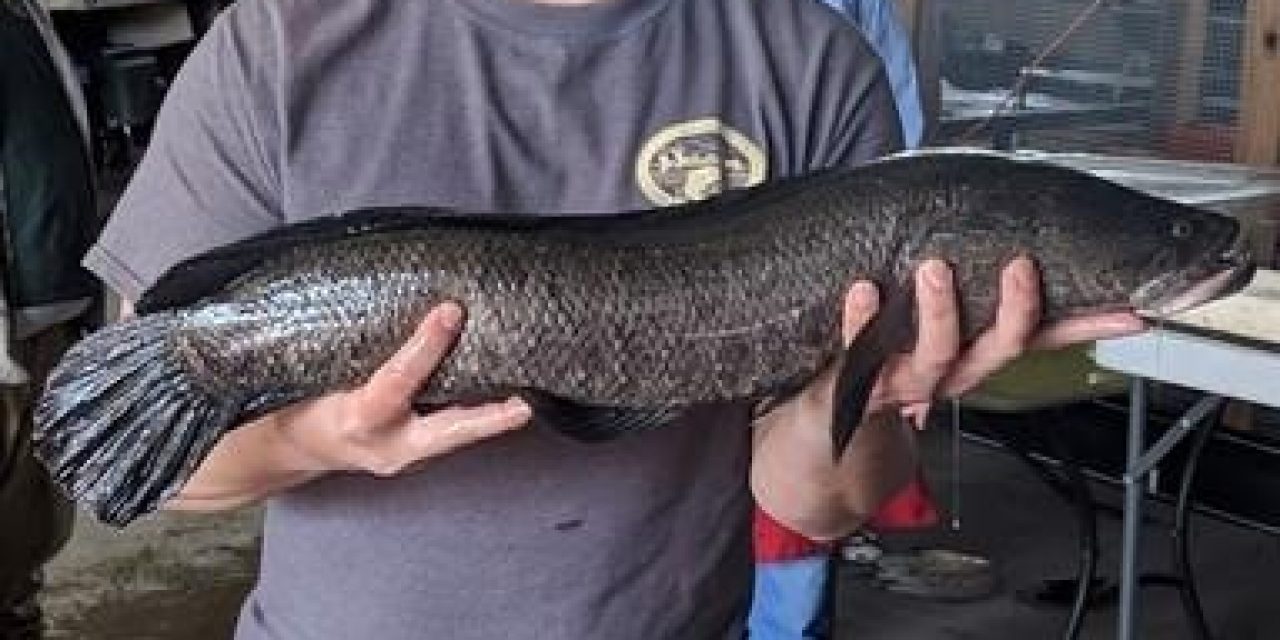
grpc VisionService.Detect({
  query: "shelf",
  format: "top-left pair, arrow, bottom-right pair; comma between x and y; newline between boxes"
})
42,0 -> 176,11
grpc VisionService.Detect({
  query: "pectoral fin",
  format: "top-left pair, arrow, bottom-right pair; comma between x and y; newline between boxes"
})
830,287 -> 915,459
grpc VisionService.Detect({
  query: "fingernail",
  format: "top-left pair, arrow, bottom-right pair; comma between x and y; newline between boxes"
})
923,261 -> 951,290
1010,257 -> 1035,291
449,400 -> 529,436
435,303 -> 462,331
850,281 -> 877,311
504,397 -> 532,419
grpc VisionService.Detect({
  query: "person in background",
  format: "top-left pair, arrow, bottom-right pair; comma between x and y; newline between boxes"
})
81,0 -> 1141,638
747,1 -> 934,637
822,0 -> 925,149
0,1 -> 100,638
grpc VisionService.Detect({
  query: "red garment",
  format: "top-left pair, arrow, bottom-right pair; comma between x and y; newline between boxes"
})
867,470 -> 940,532
753,508 -> 836,563
753,473 -> 938,562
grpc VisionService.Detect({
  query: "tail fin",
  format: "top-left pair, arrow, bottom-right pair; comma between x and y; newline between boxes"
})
33,312 -> 242,527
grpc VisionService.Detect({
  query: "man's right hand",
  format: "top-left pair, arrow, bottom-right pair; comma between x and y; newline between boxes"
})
164,302 -> 532,510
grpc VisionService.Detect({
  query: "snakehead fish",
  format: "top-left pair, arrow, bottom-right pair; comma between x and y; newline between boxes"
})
35,150 -> 1254,526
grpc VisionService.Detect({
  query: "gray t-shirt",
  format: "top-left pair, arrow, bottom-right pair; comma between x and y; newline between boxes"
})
85,0 -> 901,637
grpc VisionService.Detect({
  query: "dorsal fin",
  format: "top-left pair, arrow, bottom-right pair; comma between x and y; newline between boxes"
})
137,207 -> 461,313
136,167 -> 854,314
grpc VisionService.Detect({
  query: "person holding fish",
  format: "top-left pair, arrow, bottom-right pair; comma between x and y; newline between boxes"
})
65,0 -> 1147,637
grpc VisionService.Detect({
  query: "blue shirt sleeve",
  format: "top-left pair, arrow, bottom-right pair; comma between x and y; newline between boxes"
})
819,0 -> 925,148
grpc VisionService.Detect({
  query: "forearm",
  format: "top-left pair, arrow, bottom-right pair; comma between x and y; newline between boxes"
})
751,401 -> 917,542
163,412 -> 322,512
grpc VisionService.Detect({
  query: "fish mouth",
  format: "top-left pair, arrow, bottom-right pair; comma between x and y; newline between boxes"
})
1131,233 -> 1256,317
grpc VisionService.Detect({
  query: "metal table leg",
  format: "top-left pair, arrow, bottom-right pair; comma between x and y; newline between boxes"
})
1117,380 -> 1224,640
1118,378 -> 1146,640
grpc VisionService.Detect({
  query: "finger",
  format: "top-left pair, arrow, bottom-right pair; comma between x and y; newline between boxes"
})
1029,312 -> 1146,350
364,302 -> 464,409
905,260 -> 961,385
900,402 -> 932,430
842,281 -> 880,345
405,397 -> 532,461
940,257 -> 1041,396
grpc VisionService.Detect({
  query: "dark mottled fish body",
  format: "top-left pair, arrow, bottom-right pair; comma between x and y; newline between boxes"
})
35,151 -> 1251,525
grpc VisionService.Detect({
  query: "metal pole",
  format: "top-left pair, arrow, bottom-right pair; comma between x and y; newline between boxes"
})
1119,378 -> 1147,640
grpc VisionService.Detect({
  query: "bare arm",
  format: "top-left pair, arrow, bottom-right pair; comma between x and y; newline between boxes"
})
116,299 -> 532,511
751,404 -> 916,542
751,258 -> 1145,540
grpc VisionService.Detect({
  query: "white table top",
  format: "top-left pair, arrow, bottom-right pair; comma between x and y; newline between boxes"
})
1092,269 -> 1280,409
1165,269 -> 1280,345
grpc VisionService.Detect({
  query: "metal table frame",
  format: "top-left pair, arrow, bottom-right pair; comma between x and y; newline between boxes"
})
1118,384 -> 1223,640
1095,327 -> 1280,640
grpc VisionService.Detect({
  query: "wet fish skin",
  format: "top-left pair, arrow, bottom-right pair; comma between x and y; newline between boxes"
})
164,153 -> 1240,405
176,219 -> 844,409
34,150 -> 1247,525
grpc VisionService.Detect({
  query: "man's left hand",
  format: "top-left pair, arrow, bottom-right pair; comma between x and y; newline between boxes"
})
749,256 -> 1145,540
852,256 -> 1146,425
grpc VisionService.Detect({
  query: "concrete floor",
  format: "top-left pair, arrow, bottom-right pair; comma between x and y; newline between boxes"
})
40,509 -> 260,640
37,424 -> 1280,639
834,427 -> 1280,640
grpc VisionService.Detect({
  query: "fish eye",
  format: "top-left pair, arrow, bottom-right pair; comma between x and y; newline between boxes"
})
1171,221 -> 1193,239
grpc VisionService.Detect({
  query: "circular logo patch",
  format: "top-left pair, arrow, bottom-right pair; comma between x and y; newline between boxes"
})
635,118 -> 766,206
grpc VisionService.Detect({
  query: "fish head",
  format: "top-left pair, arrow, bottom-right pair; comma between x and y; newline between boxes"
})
1031,178 -> 1253,319
1107,196 -> 1252,317
1126,204 -> 1254,317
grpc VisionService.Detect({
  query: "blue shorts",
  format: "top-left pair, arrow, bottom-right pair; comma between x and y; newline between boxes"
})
747,555 -> 831,640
